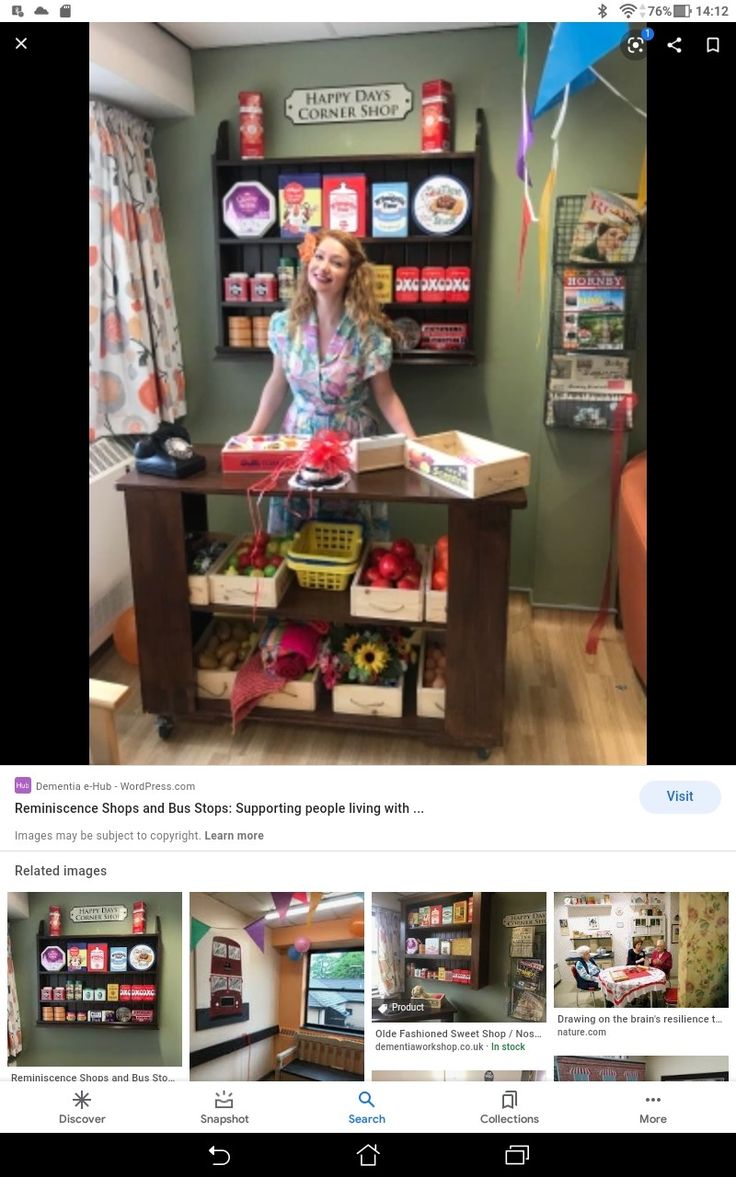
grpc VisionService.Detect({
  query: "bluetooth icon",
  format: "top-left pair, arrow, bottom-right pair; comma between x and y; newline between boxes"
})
598,4 -> 608,15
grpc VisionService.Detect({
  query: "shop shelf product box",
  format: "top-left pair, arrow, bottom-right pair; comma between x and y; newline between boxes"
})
347,434 -> 406,473
187,532 -> 236,605
208,535 -> 292,609
332,675 -> 404,719
405,431 -> 530,498
416,631 -> 447,719
350,543 -> 429,624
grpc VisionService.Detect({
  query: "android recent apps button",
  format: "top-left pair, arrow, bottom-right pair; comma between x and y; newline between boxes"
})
640,781 -> 720,814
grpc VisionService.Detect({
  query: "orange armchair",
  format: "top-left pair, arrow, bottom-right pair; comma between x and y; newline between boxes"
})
617,452 -> 647,685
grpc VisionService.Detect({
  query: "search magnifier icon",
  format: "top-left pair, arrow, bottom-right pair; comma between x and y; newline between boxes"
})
358,1091 -> 375,1108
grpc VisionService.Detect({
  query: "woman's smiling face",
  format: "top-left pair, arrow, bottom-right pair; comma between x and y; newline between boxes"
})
308,236 -> 351,298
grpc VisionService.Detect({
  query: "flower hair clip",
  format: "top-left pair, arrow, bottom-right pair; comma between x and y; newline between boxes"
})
298,232 -> 318,264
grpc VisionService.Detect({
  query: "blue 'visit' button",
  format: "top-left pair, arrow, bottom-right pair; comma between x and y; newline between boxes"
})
640,781 -> 721,814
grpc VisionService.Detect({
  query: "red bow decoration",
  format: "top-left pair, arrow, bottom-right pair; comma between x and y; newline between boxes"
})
297,429 -> 352,478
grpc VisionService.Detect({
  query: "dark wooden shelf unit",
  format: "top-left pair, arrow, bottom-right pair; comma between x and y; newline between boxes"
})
117,449 -> 525,752
401,892 -> 490,990
213,111 -> 483,366
36,916 -> 161,1030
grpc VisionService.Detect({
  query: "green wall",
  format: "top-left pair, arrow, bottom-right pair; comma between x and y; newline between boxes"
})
9,892 -> 182,1066
153,25 -> 646,606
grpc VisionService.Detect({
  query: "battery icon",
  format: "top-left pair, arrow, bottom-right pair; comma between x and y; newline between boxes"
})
673,4 -> 691,14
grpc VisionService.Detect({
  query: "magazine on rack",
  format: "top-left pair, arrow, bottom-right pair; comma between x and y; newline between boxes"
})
562,269 -> 626,351
513,958 -> 545,992
511,988 -> 545,1022
569,187 -> 642,264
546,352 -> 634,431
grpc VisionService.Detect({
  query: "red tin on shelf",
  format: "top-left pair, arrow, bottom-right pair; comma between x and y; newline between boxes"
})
395,267 -> 420,302
445,266 -> 471,302
239,91 -> 264,159
420,267 -> 446,303
421,79 -> 453,153
420,323 -> 469,351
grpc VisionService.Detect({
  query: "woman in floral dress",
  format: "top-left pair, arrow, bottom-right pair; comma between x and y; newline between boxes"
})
244,229 -> 416,537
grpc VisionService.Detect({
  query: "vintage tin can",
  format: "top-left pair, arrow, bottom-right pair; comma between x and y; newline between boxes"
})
250,273 -> 278,302
224,274 -> 249,302
239,91 -> 264,159
420,266 -> 446,303
421,79 -> 453,153
132,900 -> 147,935
445,265 -> 471,302
395,267 -> 420,302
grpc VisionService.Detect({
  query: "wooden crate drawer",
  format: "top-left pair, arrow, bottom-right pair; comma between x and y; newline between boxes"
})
406,430 -> 530,498
333,676 -> 404,718
187,533 -> 236,605
350,544 -> 429,623
193,617 -> 260,701
208,535 -> 292,609
259,668 -> 320,712
416,632 -> 446,719
424,585 -> 447,625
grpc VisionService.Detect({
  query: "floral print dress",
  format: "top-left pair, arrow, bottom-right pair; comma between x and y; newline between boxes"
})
266,309 -> 392,538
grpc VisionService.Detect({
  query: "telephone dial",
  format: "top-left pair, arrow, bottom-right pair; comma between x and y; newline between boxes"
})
133,422 -> 206,479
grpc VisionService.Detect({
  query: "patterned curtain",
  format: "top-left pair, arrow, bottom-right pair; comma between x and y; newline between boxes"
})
679,893 -> 729,1007
7,934 -> 22,1060
375,907 -> 401,998
89,101 -> 186,440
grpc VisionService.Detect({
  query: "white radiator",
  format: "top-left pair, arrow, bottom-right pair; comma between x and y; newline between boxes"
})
89,437 -> 136,655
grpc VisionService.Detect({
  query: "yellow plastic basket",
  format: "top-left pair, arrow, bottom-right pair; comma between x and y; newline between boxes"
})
286,522 -> 364,591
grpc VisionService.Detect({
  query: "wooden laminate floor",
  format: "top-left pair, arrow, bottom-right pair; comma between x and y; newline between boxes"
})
91,595 -> 645,766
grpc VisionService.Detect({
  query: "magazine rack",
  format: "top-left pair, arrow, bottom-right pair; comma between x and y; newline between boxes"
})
508,921 -> 546,1022
544,193 -> 645,432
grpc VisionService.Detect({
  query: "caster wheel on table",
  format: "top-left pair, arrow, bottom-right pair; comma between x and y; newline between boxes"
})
156,716 -> 174,740
476,747 -> 490,761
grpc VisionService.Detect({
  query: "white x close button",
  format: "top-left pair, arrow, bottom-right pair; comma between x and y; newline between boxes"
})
16,37 -> 28,49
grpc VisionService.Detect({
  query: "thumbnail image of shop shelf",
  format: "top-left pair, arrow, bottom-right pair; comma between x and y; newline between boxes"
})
37,917 -> 161,1029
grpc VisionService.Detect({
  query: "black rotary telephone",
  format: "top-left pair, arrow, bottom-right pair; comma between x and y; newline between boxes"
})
133,422 -> 206,479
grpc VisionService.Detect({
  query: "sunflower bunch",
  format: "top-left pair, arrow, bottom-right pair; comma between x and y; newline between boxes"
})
318,626 -> 416,688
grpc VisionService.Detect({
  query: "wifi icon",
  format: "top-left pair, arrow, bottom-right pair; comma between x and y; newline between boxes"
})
620,3 -> 637,14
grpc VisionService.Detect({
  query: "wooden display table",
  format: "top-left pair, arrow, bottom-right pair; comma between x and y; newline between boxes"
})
117,445 -> 526,755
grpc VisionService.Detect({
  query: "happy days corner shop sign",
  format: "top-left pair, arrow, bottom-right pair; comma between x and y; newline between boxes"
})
70,905 -> 128,923
285,83 -> 413,125
503,912 -> 546,927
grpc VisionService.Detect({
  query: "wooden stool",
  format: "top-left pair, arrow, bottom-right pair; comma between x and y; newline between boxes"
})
89,679 -> 131,764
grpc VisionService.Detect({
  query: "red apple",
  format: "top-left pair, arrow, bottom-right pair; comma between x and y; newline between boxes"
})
251,553 -> 268,570
270,555 -> 283,567
369,547 -> 386,566
404,557 -> 423,579
397,576 -> 420,590
432,568 -> 448,591
365,566 -> 382,584
391,537 -> 416,562
378,552 -> 404,582
371,577 -> 392,588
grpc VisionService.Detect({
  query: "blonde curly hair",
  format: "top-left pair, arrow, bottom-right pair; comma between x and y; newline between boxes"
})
287,228 -> 400,347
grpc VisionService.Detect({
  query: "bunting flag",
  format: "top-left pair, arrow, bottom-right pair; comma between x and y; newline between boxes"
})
293,893 -> 308,903
244,917 -> 266,953
516,21 -> 537,292
271,892 -> 295,920
307,892 -> 324,926
637,150 -> 647,208
536,86 -> 570,345
191,918 -> 210,951
517,194 -> 534,295
532,22 -> 628,119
